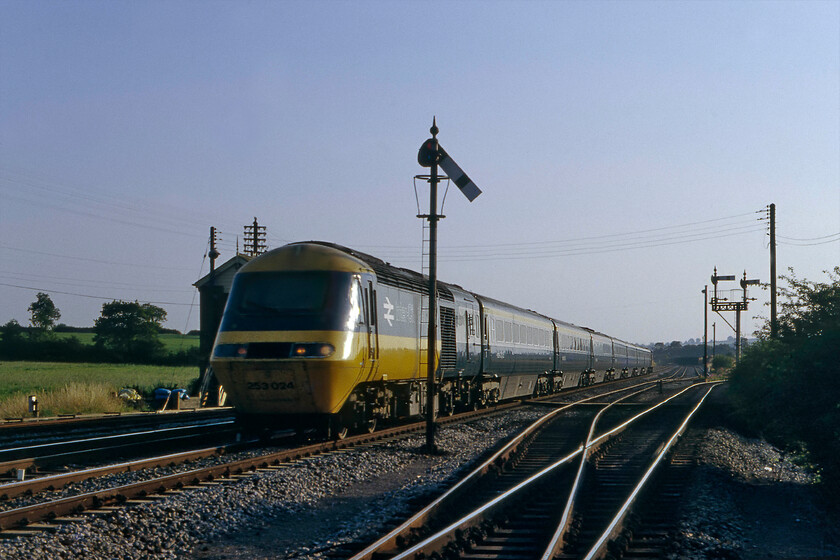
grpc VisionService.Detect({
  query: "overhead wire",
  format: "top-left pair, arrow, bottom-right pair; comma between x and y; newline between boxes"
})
358,210 -> 761,251
0,166 -> 246,239
360,213 -> 765,263
0,272 -> 194,293
0,282 -> 197,307
433,224 -> 766,262
777,235 -> 840,246
0,244 -> 195,271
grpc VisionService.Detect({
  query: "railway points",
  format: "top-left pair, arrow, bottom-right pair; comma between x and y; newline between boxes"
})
346,369 -> 713,559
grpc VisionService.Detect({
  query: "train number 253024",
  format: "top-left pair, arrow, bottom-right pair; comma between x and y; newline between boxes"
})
247,381 -> 295,391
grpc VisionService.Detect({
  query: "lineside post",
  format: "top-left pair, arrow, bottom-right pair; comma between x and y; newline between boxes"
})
415,118 -> 482,454
425,122 -> 440,454
702,285 -> 708,378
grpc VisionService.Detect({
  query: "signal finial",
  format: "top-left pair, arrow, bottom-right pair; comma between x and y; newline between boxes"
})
430,117 -> 438,138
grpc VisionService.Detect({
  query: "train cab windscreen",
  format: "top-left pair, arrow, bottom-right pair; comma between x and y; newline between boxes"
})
219,271 -> 354,331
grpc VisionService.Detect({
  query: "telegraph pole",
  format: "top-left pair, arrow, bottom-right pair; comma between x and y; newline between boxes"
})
209,227 -> 220,275
769,203 -> 778,338
243,217 -> 267,256
702,285 -> 708,377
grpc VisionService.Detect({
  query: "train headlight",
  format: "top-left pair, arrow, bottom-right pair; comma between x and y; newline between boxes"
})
213,344 -> 248,358
292,343 -> 335,357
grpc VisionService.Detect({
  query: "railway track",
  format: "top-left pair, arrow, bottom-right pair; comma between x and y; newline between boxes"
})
345,374 -> 717,559
0,398 -> 526,536
0,368 -> 681,540
0,408 -> 238,487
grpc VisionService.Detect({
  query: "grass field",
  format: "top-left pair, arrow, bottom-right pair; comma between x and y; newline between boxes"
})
0,361 -> 200,418
55,332 -> 199,352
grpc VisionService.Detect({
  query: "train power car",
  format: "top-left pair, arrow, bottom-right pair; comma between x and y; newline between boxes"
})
210,241 -> 652,438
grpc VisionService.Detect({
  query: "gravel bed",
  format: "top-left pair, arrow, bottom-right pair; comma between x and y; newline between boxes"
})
0,447 -> 278,513
667,427 -> 840,559
0,408 -> 548,560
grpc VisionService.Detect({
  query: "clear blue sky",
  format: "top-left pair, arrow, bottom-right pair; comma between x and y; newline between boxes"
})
1,0 -> 838,344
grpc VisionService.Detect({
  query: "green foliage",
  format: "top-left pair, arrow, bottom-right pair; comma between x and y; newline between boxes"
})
651,342 -> 733,365
93,300 -> 168,362
712,354 -> 734,370
729,267 -> 840,491
0,320 -> 200,367
28,292 -> 60,332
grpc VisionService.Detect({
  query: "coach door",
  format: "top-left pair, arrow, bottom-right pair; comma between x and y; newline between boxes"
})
365,280 -> 379,366
460,304 -> 480,377
359,279 -> 379,381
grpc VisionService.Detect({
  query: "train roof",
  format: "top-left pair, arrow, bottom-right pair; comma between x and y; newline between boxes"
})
284,242 -> 651,354
302,241 -> 454,302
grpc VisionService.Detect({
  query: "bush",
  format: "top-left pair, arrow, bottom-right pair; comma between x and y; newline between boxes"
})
728,267 -> 840,493
712,354 -> 734,371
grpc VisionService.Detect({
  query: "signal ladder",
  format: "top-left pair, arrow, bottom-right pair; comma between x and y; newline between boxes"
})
419,220 -> 430,376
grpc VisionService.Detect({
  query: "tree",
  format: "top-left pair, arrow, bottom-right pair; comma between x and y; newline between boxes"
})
0,319 -> 28,359
93,300 -> 167,362
28,292 -> 60,332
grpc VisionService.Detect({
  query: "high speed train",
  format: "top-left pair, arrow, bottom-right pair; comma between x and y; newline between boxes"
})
210,242 -> 652,437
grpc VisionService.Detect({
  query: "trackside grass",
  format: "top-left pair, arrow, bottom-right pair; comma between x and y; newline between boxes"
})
0,361 -> 200,418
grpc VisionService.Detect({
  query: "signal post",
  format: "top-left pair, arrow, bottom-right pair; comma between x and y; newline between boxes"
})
710,268 -> 759,364
416,119 -> 482,453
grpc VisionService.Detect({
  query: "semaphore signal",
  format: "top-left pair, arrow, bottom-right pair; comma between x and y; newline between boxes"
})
416,118 -> 482,453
